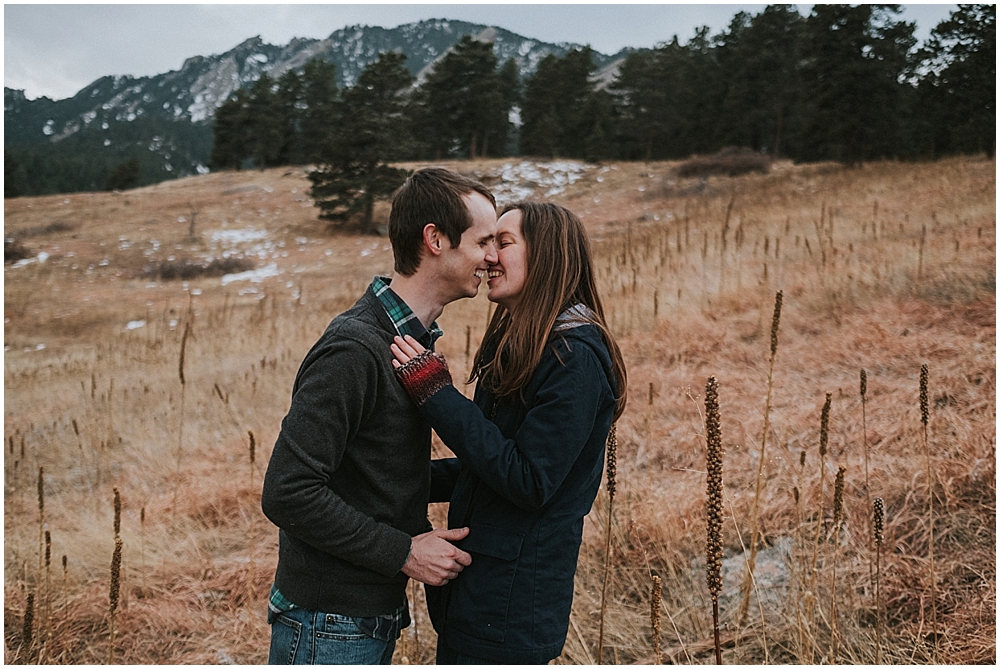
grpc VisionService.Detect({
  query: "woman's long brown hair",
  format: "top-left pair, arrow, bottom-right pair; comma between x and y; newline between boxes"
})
469,202 -> 628,421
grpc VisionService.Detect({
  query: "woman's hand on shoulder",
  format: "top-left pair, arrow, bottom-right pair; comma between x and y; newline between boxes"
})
391,334 -> 427,369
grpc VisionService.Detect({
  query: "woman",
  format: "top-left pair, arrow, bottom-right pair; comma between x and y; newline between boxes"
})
390,202 -> 627,664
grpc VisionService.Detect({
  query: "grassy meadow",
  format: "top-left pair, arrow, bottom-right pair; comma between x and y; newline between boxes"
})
4,155 -> 995,664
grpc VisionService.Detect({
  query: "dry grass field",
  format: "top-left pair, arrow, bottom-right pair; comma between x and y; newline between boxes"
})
4,155 -> 995,664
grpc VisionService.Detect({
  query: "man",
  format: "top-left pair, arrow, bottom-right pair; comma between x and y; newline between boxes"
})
261,168 -> 498,664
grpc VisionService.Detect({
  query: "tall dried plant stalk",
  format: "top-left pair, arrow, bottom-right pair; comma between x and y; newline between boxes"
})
861,369 -> 874,601
873,498 -> 885,664
805,392 -> 832,663
829,465 -> 846,663
22,592 -> 35,660
108,536 -> 123,664
140,507 -> 147,592
113,488 -> 121,538
650,575 -> 663,664
173,320 -> 191,515
920,363 -> 938,660
739,290 -> 782,625
705,377 -> 725,665
248,430 -> 258,600
37,466 -> 45,579
597,423 -> 617,664
792,482 -> 805,656
44,530 -> 52,622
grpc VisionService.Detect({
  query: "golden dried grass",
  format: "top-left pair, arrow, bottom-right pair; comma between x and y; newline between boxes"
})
4,155 -> 995,664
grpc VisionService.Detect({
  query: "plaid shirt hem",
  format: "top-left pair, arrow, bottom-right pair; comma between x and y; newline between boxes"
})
268,584 -> 409,630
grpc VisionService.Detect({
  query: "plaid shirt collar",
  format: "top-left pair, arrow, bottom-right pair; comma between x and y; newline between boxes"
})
370,276 -> 443,349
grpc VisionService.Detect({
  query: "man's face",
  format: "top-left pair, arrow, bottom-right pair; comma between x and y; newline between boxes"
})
438,192 -> 497,303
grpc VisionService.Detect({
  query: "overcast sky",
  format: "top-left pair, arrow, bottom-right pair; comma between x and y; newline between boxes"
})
5,3 -> 959,101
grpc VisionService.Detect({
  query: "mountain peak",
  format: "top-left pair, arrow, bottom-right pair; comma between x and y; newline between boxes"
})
5,19 -> 623,189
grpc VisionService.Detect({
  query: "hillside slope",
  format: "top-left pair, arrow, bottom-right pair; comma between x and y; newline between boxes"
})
4,157 -> 995,664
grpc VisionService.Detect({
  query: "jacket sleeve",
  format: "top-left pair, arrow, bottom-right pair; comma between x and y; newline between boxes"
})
261,338 -> 412,577
420,340 -> 609,512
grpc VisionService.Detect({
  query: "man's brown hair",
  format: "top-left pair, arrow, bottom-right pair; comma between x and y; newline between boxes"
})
389,167 -> 496,276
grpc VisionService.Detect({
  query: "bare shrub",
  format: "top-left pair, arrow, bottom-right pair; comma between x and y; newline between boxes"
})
17,221 -> 77,238
141,257 -> 255,281
4,238 -> 32,263
674,147 -> 772,178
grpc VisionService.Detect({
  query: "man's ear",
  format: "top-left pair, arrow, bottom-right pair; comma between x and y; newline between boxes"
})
422,223 -> 444,257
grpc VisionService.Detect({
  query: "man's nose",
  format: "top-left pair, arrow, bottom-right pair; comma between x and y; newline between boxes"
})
484,241 -> 498,264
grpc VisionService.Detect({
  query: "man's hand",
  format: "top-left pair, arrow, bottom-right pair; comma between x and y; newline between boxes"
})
401,527 -> 472,586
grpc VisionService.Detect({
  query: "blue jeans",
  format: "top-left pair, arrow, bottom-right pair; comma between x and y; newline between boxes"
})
267,607 -> 403,665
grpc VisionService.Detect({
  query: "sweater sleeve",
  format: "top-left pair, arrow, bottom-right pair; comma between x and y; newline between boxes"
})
261,338 -> 412,577
420,340 -> 609,512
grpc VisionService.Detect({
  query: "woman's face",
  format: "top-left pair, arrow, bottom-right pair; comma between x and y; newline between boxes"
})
487,209 -> 528,311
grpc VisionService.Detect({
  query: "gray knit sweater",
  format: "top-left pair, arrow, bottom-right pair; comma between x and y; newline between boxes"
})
261,289 -> 433,616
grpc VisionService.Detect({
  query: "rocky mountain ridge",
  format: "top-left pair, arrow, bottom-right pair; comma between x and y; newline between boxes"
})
6,19 -> 628,152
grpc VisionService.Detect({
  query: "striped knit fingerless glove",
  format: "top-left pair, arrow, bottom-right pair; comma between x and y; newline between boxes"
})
395,350 -> 452,406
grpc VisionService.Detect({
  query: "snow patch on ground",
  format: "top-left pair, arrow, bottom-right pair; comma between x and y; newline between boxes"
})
486,160 -> 593,206
221,263 -> 281,285
210,228 -> 269,245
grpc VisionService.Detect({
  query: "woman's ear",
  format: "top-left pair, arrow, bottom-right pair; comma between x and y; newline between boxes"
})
423,223 -> 443,256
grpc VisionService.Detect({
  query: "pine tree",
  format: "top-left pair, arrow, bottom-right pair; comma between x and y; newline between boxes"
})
4,150 -> 24,198
104,157 -> 141,191
277,69 -> 305,165
916,4 -> 996,156
420,35 -> 508,158
799,4 -> 917,163
583,89 -> 616,162
299,59 -> 340,163
209,92 -> 249,170
611,46 -> 676,160
308,52 -> 412,235
715,6 -> 805,157
496,58 -> 522,156
520,48 -> 599,158
244,74 -> 284,169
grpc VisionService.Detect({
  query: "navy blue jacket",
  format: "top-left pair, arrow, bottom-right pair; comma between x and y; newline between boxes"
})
421,322 -> 617,663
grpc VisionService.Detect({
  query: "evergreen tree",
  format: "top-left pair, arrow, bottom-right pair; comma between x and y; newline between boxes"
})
420,36 -> 509,158
496,58 -> 522,156
611,43 -> 683,160
209,92 -> 249,170
5,150 -> 23,198
715,6 -> 806,157
680,27 -> 726,156
277,69 -> 306,165
299,59 -> 340,163
799,4 -> 917,163
916,4 -> 995,156
520,48 -> 599,158
583,89 -> 616,162
244,74 -> 285,169
104,157 -> 141,191
308,52 -> 412,235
